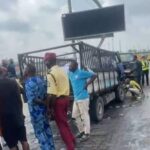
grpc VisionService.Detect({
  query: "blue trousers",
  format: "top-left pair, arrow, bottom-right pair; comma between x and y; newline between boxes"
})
32,117 -> 55,150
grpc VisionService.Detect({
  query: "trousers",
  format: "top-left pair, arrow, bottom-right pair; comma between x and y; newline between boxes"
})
72,99 -> 90,134
142,70 -> 149,86
54,97 -> 75,150
32,117 -> 55,150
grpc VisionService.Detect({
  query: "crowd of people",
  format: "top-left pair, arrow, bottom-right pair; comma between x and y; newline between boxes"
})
117,55 -> 149,100
0,59 -> 17,79
0,53 -> 96,150
0,53 -> 149,150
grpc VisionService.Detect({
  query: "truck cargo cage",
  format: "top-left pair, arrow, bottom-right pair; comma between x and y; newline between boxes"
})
18,42 -> 120,95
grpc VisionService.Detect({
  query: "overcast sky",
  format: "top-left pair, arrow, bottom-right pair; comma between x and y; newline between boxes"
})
0,0 -> 150,60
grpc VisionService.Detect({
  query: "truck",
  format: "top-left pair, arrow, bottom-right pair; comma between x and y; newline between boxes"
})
18,42 -> 126,122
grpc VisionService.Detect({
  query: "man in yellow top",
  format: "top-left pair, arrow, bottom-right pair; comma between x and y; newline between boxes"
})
141,56 -> 149,86
125,78 -> 142,99
44,53 -> 75,150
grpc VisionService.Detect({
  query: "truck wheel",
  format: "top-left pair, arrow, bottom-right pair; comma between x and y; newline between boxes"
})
90,97 -> 104,123
116,85 -> 126,102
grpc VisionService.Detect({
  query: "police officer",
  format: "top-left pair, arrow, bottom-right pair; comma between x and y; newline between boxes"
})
141,56 -> 149,86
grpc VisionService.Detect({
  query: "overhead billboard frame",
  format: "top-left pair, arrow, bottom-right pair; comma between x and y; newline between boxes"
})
62,4 -> 125,41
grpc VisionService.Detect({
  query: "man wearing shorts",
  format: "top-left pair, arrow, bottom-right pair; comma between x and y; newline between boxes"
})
0,67 -> 29,150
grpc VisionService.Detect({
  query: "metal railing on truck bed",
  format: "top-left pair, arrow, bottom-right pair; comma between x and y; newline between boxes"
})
18,42 -> 119,95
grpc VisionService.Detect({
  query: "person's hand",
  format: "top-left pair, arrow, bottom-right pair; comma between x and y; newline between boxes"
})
47,109 -> 54,120
46,108 -> 51,117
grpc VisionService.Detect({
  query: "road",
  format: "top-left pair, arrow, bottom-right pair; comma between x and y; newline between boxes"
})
3,86 -> 150,150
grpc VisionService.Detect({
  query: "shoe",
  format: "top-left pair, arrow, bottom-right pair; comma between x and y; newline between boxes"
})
76,132 -> 84,138
79,134 -> 90,142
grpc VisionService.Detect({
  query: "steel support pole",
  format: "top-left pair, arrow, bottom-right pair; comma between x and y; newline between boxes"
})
67,0 -> 77,59
92,0 -> 106,48
92,0 -> 102,8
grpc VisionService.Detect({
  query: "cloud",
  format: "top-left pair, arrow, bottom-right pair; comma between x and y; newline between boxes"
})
0,0 -> 67,60
0,0 -> 17,12
0,0 -> 150,61
0,19 -> 32,32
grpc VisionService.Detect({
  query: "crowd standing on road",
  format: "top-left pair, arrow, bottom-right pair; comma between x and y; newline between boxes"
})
0,53 -> 149,150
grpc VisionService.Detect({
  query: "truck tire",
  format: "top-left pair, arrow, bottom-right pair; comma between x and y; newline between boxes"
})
115,85 -> 126,102
90,97 -> 104,123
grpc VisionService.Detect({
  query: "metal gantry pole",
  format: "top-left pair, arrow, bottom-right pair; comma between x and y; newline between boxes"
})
68,0 -> 72,13
92,0 -> 102,8
67,0 -> 77,59
67,0 -> 106,51
92,0 -> 106,48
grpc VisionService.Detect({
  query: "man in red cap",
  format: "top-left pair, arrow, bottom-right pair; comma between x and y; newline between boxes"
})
44,53 -> 75,150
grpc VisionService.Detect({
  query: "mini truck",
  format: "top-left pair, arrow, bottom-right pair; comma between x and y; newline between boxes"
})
18,42 -> 126,122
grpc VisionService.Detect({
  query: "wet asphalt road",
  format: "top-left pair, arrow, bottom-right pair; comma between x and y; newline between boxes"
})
3,86 -> 150,150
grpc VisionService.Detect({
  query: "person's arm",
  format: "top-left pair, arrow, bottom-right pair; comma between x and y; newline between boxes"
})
79,70 -> 97,89
131,61 -> 138,73
46,95 -> 56,109
14,80 -> 24,116
33,99 -> 46,105
26,79 -> 47,106
85,74 -> 97,89
25,81 -> 39,105
46,73 -> 57,112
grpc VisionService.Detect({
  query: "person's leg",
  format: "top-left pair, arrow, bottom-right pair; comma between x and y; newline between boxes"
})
32,119 -> 55,150
137,75 -> 141,86
146,70 -> 149,86
17,126 -> 29,150
20,142 -> 29,150
54,97 -> 75,150
142,71 -> 145,86
0,144 -> 2,150
72,101 -> 84,134
129,88 -> 140,97
1,117 -> 18,150
10,147 -> 18,150
43,118 -> 55,149
77,100 -> 90,134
